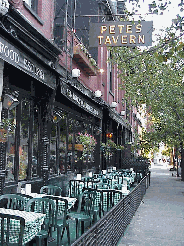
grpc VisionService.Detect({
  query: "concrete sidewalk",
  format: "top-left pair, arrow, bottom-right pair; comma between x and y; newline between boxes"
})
117,165 -> 184,246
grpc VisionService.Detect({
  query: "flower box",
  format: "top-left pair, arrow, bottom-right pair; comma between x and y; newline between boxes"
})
68,144 -> 84,151
0,129 -> 7,142
73,45 -> 98,76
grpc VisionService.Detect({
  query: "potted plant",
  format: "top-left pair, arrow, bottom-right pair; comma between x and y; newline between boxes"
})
76,132 -> 97,159
101,139 -> 124,160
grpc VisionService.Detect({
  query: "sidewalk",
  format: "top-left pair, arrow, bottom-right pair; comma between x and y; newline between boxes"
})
117,165 -> 184,246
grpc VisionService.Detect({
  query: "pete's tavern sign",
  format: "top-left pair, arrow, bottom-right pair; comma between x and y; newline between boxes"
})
89,21 -> 153,47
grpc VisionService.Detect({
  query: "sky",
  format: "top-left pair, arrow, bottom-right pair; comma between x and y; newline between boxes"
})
125,0 -> 183,42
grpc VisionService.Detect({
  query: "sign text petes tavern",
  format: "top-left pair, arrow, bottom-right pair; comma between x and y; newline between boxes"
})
89,21 -> 153,47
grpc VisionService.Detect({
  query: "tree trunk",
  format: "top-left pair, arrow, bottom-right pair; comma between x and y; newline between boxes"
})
180,142 -> 184,181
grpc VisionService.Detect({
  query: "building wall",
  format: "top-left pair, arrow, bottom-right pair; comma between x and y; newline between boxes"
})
9,0 -> 55,40
3,0 -> 145,187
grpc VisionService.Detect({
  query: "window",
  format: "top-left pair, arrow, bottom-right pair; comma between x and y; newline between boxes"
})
24,0 -> 31,6
5,107 -> 16,182
19,99 -> 30,180
24,0 -> 38,14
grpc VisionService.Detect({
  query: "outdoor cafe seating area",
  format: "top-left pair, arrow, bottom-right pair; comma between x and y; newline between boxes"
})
0,167 -> 143,245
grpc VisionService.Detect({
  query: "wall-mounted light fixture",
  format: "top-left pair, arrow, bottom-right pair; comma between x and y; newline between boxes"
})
0,0 -> 9,16
3,94 -> 20,110
94,90 -> 102,98
99,68 -> 104,74
120,110 -> 125,116
110,101 -> 117,108
72,68 -> 80,78
53,110 -> 63,123
106,133 -> 113,139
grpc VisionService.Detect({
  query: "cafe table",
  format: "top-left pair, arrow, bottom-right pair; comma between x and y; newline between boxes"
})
0,207 -> 46,245
25,193 -> 77,215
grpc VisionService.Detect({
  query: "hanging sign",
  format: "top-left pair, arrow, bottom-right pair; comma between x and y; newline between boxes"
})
89,21 -> 153,47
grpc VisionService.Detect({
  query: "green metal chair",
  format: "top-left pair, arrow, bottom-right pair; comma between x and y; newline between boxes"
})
0,212 -> 25,246
69,180 -> 84,198
15,194 -> 33,210
68,190 -> 97,239
82,187 -> 101,221
26,197 -> 56,246
40,185 -> 62,196
44,195 -> 70,246
0,194 -> 26,211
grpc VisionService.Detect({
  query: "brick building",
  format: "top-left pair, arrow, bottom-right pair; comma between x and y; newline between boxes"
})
0,0 -> 142,194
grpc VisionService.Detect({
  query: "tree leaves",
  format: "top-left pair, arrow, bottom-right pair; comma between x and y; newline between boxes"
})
109,24 -> 184,152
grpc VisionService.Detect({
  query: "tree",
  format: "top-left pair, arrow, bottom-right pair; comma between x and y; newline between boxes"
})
109,5 -> 184,178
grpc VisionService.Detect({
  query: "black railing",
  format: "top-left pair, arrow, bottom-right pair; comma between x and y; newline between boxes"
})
71,171 -> 151,246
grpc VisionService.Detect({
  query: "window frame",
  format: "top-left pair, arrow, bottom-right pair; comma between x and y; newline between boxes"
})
23,0 -> 43,25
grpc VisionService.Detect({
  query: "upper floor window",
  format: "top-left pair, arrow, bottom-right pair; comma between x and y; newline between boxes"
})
24,0 -> 38,14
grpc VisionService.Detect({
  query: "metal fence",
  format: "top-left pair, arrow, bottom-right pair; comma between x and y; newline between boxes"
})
71,171 -> 151,246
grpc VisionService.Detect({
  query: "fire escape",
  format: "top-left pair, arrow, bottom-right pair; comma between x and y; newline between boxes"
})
53,0 -> 121,78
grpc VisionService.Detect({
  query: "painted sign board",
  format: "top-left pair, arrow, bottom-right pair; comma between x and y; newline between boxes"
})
89,21 -> 153,47
60,80 -> 103,119
68,144 -> 84,151
0,35 -> 56,89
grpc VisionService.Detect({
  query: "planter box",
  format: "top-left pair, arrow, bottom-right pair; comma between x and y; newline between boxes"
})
73,46 -> 97,76
68,144 -> 84,151
0,129 -> 7,142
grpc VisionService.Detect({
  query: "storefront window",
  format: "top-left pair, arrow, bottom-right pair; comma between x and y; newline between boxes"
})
59,117 -> 67,174
5,95 -> 40,181
5,108 -> 16,182
50,123 -> 57,174
32,105 -> 39,177
67,118 -> 79,172
49,110 -> 67,175
19,99 -> 29,180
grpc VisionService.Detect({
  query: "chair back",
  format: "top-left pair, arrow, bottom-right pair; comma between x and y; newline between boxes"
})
77,190 -> 97,216
69,180 -> 84,198
15,194 -> 33,210
26,197 -> 56,230
43,195 -> 68,227
0,212 -> 25,246
40,185 -> 62,196
0,194 -> 26,211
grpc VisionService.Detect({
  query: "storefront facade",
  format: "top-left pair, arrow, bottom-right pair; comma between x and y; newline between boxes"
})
51,77 -> 103,175
0,6 -> 61,194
